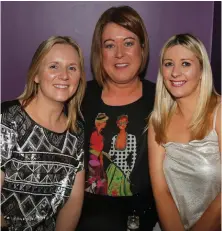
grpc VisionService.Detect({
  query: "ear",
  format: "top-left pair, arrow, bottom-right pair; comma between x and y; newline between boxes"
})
199,73 -> 202,80
34,75 -> 40,83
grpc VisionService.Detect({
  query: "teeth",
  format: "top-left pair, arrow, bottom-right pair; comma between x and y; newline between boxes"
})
115,63 -> 128,67
54,85 -> 68,89
171,81 -> 186,86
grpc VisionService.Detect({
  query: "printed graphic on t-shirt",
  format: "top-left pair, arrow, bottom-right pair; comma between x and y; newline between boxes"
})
86,114 -> 137,196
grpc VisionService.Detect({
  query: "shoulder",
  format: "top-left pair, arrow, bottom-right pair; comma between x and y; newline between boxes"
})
142,79 -> 156,98
82,80 -> 101,101
1,100 -> 19,113
142,79 -> 156,88
1,100 -> 20,127
214,98 -> 221,151
76,120 -> 84,134
141,79 -> 156,110
85,80 -> 102,95
215,98 -> 221,130
81,80 -> 102,112
1,100 -> 18,111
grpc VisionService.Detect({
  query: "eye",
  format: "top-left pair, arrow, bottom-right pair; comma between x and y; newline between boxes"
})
69,66 -> 76,71
164,62 -> 173,67
49,64 -> 58,69
124,41 -> 134,47
104,43 -> 114,49
182,61 -> 191,67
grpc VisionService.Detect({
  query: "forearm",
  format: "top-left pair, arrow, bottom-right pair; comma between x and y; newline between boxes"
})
155,191 -> 185,231
55,196 -> 83,231
56,170 -> 85,231
190,193 -> 221,231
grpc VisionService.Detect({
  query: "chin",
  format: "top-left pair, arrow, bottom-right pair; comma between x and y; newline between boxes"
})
112,77 -> 136,85
170,92 -> 187,99
54,97 -> 70,103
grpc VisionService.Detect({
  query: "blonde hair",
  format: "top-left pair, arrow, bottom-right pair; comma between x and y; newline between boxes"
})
18,36 -> 86,132
91,5 -> 149,86
150,33 -> 219,144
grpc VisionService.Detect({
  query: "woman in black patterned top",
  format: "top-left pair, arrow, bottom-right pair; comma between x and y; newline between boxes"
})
0,36 -> 86,231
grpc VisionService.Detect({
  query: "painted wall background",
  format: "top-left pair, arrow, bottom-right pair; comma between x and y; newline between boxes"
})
1,1 -> 219,101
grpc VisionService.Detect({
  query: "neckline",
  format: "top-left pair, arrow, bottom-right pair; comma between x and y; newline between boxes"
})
100,80 -> 144,108
163,129 -> 217,147
16,100 -> 67,135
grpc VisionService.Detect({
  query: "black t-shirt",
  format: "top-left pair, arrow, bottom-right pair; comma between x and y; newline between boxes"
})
82,80 -> 155,200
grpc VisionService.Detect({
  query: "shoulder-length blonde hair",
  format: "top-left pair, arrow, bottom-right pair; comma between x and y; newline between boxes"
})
18,36 -> 86,133
91,5 -> 149,86
150,33 -> 219,144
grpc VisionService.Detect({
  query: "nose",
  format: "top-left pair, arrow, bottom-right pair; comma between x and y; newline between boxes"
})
58,68 -> 69,80
115,44 -> 124,58
171,65 -> 182,78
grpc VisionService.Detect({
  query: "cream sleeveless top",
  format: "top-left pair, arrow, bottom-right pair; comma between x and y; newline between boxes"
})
163,104 -> 221,230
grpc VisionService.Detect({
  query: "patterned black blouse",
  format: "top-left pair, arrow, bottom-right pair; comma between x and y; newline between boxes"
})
0,100 -> 84,231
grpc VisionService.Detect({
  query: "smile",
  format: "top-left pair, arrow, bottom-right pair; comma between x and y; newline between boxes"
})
170,81 -> 186,87
115,63 -> 128,68
54,84 -> 69,89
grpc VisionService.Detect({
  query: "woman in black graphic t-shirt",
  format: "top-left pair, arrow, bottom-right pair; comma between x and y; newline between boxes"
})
76,6 -> 158,231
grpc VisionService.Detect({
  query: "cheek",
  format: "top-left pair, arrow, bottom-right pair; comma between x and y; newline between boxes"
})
126,47 -> 141,58
162,69 -> 171,81
102,50 -> 113,63
130,46 -> 142,59
183,68 -> 202,86
70,72 -> 81,84
183,67 -> 200,80
37,70 -> 59,83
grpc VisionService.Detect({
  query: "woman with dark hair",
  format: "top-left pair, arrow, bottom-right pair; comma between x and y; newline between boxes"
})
77,5 -> 158,231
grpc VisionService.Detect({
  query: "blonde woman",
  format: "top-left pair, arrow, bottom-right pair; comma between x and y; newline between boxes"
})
149,33 -> 221,231
1,36 -> 86,231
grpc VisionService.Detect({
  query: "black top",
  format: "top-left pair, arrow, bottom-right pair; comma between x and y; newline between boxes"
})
1,100 -> 84,231
82,80 -> 155,201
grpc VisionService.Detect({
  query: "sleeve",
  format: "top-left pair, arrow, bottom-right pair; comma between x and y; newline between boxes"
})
76,121 -> 85,172
0,113 -> 17,172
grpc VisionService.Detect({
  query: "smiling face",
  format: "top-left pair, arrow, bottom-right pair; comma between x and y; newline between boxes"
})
34,44 -> 81,104
101,23 -> 142,84
162,45 -> 202,100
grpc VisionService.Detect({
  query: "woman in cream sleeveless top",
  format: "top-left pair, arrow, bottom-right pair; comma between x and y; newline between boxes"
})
163,104 -> 221,230
148,33 -> 221,231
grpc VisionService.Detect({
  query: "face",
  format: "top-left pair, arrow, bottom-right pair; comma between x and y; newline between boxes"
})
95,121 -> 107,131
162,45 -> 202,100
117,117 -> 128,130
102,23 -> 142,84
34,44 -> 81,104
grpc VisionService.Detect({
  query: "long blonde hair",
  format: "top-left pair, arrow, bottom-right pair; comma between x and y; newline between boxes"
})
18,36 -> 86,132
149,33 -> 219,144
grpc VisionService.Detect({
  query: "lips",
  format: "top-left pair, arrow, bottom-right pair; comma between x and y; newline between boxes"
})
115,63 -> 128,68
170,80 -> 186,87
53,84 -> 69,89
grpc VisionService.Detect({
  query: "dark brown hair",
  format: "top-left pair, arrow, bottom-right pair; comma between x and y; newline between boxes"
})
91,6 -> 149,86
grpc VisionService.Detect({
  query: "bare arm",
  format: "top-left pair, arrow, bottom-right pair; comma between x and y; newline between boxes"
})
0,170 -> 5,191
190,104 -> 221,231
1,171 -> 8,227
55,170 -> 85,231
148,124 -> 184,231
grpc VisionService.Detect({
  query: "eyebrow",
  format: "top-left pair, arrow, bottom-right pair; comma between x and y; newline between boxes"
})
103,37 -> 136,44
163,58 -> 194,61
48,61 -> 78,65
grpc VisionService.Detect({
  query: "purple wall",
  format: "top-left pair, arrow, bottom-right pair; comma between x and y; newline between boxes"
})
1,1 -> 215,101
